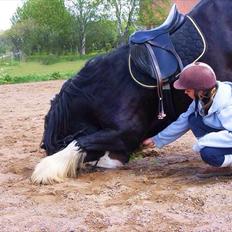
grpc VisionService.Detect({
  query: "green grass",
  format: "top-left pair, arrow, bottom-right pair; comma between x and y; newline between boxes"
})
0,59 -> 89,84
5,60 -> 87,76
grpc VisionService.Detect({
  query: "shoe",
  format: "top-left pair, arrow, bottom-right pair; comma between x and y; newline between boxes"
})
196,166 -> 232,178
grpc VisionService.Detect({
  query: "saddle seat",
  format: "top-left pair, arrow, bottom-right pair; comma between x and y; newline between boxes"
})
129,4 -> 186,83
130,4 -> 185,44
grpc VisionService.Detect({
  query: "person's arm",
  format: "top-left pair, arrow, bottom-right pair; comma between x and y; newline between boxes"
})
217,105 -> 232,131
152,101 -> 195,148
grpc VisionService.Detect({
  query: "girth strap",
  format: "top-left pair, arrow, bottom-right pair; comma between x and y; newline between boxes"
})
148,39 -> 184,72
145,43 -> 166,119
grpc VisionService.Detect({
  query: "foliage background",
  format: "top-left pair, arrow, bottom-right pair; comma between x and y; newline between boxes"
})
0,0 -> 171,57
0,0 -> 171,84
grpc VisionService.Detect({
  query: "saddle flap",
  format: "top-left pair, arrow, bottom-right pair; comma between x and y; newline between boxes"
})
130,33 -> 179,80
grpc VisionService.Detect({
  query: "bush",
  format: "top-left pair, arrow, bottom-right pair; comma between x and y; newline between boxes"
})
0,59 -> 19,67
0,74 -> 13,83
0,72 -> 73,84
40,54 -> 59,65
64,55 -> 79,61
50,72 -> 61,80
25,53 -> 100,64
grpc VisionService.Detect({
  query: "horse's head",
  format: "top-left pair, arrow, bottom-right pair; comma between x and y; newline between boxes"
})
41,79 -> 75,155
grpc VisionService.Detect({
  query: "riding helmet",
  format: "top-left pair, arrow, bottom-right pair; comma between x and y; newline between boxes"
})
174,62 -> 217,90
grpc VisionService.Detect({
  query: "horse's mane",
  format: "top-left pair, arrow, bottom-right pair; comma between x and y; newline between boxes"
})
41,79 -> 72,154
189,0 -> 231,17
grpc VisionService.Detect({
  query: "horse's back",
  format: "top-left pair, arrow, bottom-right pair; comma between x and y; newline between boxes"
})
189,0 -> 232,82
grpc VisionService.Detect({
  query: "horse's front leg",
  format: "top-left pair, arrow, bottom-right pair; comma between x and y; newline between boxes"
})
79,129 -> 131,169
31,129 -> 129,185
31,141 -> 85,184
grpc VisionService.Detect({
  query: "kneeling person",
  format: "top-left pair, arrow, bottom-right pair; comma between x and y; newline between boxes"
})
143,62 -> 232,178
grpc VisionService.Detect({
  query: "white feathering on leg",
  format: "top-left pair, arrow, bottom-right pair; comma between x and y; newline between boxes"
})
87,151 -> 124,168
31,141 -> 86,184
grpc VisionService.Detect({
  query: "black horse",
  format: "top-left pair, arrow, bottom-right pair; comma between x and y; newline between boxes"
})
32,0 -> 232,184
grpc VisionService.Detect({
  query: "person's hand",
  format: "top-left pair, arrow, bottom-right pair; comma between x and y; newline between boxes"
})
142,138 -> 155,148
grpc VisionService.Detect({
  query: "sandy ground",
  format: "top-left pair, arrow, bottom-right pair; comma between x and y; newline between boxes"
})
0,80 -> 232,232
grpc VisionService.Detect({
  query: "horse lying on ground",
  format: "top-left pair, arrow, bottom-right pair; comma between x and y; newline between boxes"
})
31,0 -> 232,184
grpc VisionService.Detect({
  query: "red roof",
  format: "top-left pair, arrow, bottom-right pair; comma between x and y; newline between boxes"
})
172,0 -> 200,13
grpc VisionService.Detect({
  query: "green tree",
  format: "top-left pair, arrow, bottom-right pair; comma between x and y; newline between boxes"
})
11,0 -> 73,54
86,20 -> 118,52
104,0 -> 139,45
139,0 -> 172,28
66,0 -> 103,55
0,33 -> 8,55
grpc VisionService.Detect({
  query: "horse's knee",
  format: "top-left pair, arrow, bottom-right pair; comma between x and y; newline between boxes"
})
200,147 -> 224,167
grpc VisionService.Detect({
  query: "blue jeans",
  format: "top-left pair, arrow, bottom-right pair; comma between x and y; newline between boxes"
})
188,113 -> 232,167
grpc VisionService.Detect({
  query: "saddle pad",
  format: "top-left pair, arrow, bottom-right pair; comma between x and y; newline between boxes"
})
171,16 -> 205,67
